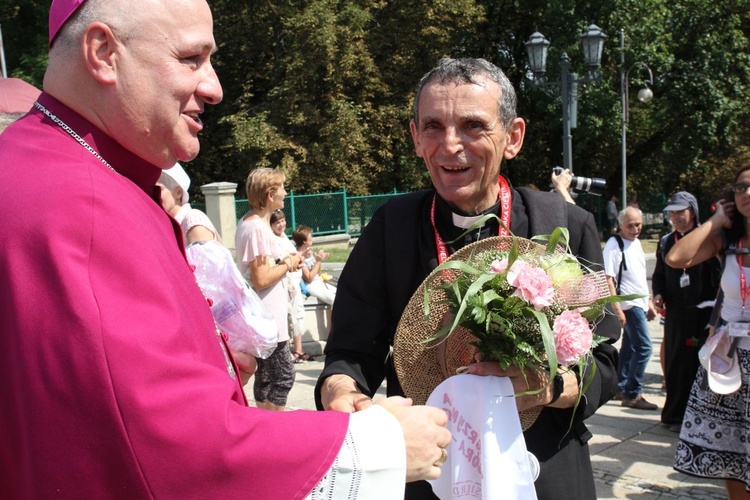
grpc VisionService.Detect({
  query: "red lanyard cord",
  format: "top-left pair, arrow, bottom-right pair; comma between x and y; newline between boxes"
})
737,239 -> 750,314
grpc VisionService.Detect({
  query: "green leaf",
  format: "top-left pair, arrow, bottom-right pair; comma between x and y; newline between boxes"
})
529,309 -> 558,379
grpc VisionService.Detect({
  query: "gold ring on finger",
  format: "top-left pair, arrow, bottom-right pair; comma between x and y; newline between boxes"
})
433,448 -> 448,467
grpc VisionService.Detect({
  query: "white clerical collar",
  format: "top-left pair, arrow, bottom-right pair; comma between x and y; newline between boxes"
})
452,212 -> 488,229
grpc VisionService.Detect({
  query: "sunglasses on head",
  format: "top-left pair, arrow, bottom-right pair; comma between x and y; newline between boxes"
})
732,182 -> 750,194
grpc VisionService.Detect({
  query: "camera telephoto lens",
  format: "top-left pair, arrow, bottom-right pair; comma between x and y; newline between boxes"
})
552,167 -> 606,197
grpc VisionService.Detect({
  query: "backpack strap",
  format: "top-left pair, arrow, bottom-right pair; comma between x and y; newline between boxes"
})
608,235 -> 627,294
614,235 -> 627,270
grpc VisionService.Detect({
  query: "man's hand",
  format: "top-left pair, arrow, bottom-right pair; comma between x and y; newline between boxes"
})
230,349 -> 257,386
606,276 -> 627,327
467,363 -> 579,411
616,308 -> 627,327
653,294 -> 666,315
551,168 -> 575,204
377,396 -> 451,482
320,374 -> 373,413
551,168 -> 572,191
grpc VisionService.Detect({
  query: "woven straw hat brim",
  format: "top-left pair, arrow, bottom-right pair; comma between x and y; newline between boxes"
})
393,236 -> 555,431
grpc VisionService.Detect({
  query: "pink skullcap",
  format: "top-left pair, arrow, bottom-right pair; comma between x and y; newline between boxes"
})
49,0 -> 87,47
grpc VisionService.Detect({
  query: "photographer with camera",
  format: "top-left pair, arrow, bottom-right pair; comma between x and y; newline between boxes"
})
551,167 -> 576,204
551,167 -> 607,204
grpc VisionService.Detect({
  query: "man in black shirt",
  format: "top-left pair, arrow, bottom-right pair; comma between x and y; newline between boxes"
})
315,58 -> 620,499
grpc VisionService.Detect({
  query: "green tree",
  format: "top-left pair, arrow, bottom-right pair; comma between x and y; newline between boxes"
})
3,0 -> 749,209
1,0 -> 48,85
200,0 -> 483,196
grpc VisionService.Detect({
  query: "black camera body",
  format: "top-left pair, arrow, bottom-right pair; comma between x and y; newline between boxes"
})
553,167 -> 606,197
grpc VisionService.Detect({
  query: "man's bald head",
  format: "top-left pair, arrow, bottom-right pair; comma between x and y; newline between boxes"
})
49,0 -> 143,62
43,0 -> 222,168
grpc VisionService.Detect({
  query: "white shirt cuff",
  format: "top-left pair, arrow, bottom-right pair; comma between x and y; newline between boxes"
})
305,405 -> 406,499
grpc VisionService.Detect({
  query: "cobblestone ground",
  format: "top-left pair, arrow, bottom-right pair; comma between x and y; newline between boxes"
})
594,469 -> 727,499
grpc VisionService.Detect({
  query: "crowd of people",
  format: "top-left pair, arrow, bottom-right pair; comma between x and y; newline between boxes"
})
554,164 -> 750,497
2,0 -> 749,498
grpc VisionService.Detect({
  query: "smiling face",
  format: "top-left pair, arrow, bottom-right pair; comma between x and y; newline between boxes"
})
619,209 -> 643,241
271,216 -> 287,237
668,208 -> 695,234
410,77 -> 525,214
111,0 -> 223,167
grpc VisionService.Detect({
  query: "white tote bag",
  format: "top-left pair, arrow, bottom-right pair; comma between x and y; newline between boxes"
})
426,374 -> 538,500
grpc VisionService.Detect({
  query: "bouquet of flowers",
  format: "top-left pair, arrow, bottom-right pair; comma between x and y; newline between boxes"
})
429,227 -> 615,385
393,226 -> 628,427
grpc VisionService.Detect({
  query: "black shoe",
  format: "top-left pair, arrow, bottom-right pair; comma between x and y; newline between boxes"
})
661,422 -> 681,432
621,395 -> 658,410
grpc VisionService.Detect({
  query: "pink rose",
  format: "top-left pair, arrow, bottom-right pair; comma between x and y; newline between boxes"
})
490,259 -> 509,274
553,310 -> 593,367
506,261 -> 554,310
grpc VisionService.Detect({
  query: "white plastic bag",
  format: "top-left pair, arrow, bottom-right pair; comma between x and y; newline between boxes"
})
186,240 -> 278,359
426,374 -> 538,500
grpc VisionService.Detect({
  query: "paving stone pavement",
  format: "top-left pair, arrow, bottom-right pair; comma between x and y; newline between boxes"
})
586,319 -> 726,499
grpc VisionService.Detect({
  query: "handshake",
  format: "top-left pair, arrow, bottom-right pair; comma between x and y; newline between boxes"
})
321,374 -> 451,483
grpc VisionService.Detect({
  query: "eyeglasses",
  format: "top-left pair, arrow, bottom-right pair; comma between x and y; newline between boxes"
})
732,182 -> 750,194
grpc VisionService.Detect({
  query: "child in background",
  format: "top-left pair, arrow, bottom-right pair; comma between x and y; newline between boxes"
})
270,210 -> 310,363
292,226 -> 336,308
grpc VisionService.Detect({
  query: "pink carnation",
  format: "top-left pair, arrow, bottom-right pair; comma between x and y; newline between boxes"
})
490,259 -> 509,274
553,310 -> 593,367
506,261 -> 554,310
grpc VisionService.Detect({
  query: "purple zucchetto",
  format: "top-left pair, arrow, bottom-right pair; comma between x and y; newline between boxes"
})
49,0 -> 87,47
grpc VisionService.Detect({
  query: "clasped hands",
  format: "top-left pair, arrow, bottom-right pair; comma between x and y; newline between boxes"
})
321,374 -> 451,482
276,253 -> 304,272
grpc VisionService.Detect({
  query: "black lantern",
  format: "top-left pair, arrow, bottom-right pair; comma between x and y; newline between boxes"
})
524,32 -> 550,77
524,25 -> 607,173
580,24 -> 606,71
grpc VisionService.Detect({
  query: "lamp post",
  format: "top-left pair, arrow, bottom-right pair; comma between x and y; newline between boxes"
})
525,25 -> 606,172
0,24 -> 7,79
620,29 -> 654,210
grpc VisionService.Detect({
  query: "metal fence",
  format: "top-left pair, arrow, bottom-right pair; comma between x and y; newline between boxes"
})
196,189 -> 669,239
232,188 -> 405,237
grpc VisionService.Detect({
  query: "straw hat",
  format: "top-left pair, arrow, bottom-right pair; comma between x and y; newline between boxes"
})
393,236 -> 556,431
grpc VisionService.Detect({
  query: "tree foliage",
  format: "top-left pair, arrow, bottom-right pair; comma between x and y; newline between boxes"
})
2,0 -> 749,208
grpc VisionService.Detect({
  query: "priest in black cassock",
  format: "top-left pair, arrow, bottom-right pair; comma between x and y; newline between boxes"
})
653,191 -> 721,431
315,57 -> 621,500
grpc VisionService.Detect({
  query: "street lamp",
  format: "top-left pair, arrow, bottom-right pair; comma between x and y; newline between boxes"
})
620,29 -> 654,210
525,24 -> 606,172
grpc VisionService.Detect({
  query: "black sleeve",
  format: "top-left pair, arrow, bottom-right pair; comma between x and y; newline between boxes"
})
314,205 -> 394,408
652,236 -> 668,299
